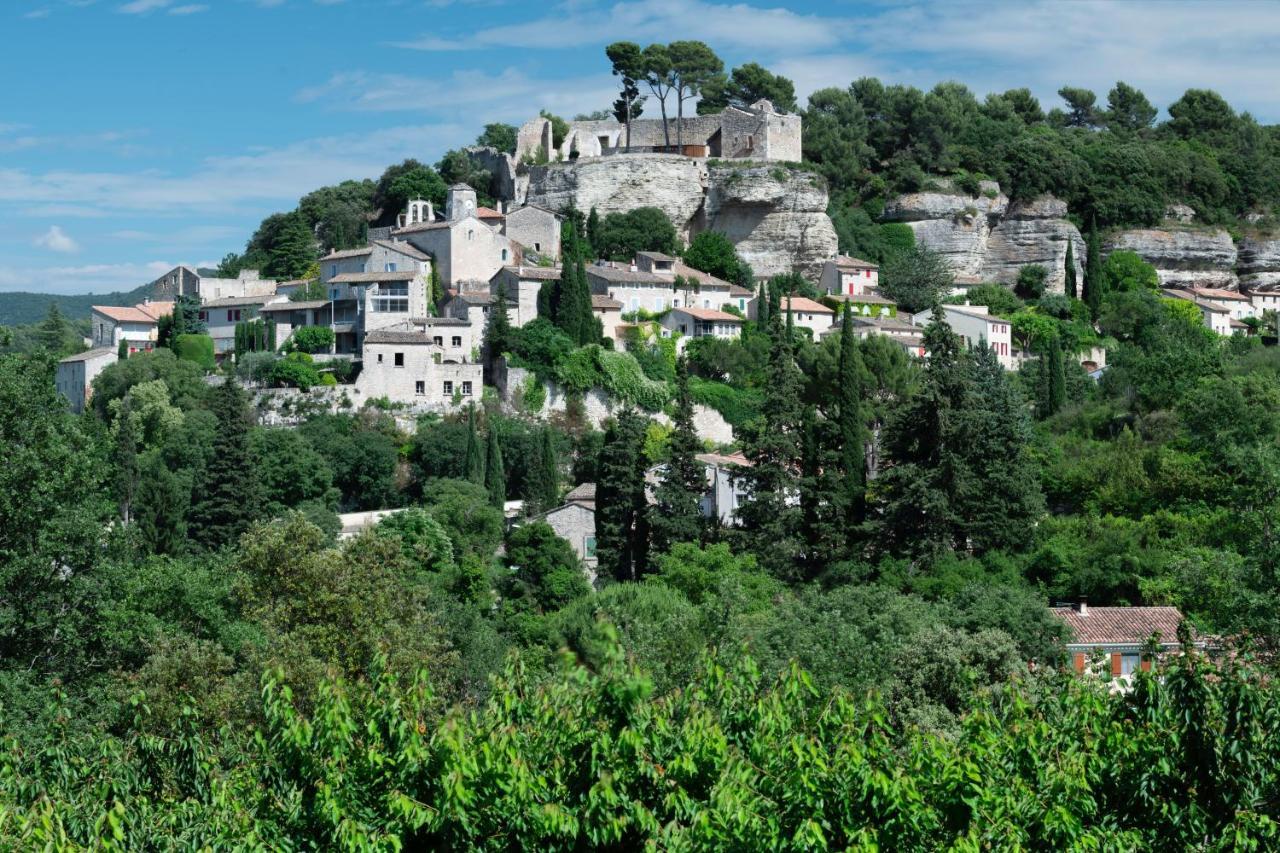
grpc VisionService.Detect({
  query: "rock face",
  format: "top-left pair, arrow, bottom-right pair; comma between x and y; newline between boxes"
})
881,182 -> 1083,293
1105,228 -> 1238,289
1236,236 -> 1280,291
464,146 -> 521,203
520,154 -> 837,280
700,164 -> 837,279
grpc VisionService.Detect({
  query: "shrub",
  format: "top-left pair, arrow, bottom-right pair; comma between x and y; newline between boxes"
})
1016,264 -> 1049,299
270,351 -> 322,390
172,334 -> 215,370
520,374 -> 546,414
688,376 -> 763,426
288,326 -> 336,354
236,351 -> 278,383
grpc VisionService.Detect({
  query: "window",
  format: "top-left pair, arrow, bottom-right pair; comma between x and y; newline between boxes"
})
415,380 -> 425,395
703,299 -> 711,308
739,298 -> 746,311
630,297 -> 639,310
385,262 -> 397,272
433,335 -> 443,346
198,311 -> 207,322
451,336 -> 462,347
655,297 -> 665,311
534,242 -> 541,252
227,309 -> 241,322
501,249 -> 508,261
329,264 -> 337,278
330,288 -> 340,301
394,352 -> 404,367
584,536 -> 597,558
467,229 -> 474,241
461,381 -> 473,396
1120,654 -> 1140,675
443,380 -> 454,396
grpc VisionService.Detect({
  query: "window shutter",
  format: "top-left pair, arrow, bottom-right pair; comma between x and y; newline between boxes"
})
1140,657 -> 1152,673
1073,653 -> 1085,674
1110,653 -> 1122,677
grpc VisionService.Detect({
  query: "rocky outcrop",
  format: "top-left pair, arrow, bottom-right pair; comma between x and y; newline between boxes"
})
1237,235 -> 1280,291
1105,228 -> 1238,289
700,164 -> 837,279
521,154 -> 836,280
464,146 -> 522,203
881,182 -> 1083,293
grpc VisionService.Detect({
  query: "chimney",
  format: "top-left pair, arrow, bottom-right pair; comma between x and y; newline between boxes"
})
629,263 -> 637,273
1075,598 -> 1088,617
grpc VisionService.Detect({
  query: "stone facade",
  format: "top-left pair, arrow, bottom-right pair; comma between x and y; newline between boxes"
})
441,292 -> 493,357
354,329 -> 481,408
199,294 -> 287,356
490,265 -> 559,327
149,266 -> 278,304
586,259 -> 752,315
504,204 -> 561,260
394,214 -> 513,287
1106,228 -> 1238,289
538,501 -> 598,576
56,347 -> 117,414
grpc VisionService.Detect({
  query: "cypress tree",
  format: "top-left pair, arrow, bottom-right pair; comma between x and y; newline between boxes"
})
1064,239 -> 1078,301
797,405 -> 846,578
1047,334 -> 1067,415
113,399 -> 139,524
1035,345 -> 1053,419
188,379 -> 261,550
836,305 -> 868,528
1083,218 -> 1104,320
485,425 -> 506,509
586,206 -> 602,258
555,221 -> 600,346
596,409 -> 650,582
537,279 -> 557,323
650,358 -> 707,553
756,281 -> 770,327
117,338 -> 129,361
738,308 -> 805,580
523,427 -> 560,514
486,282 -> 513,362
464,405 -> 484,484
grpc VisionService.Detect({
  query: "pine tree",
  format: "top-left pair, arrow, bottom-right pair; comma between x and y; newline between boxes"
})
596,409 -> 650,582
650,359 -> 707,553
1047,334 -> 1067,416
797,405 -> 846,578
117,338 -> 128,361
737,309 -> 805,580
465,405 -> 485,485
1064,239 -> 1078,301
485,425 -> 506,509
188,380 -> 261,550
36,304 -> 69,354
1083,218 -> 1104,320
836,305 -> 869,530
135,452 -> 188,556
523,427 -> 560,514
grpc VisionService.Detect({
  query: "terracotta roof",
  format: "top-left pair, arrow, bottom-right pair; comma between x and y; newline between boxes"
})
696,451 -> 751,468
833,254 -> 878,270
498,265 -> 561,281
592,294 -> 623,309
375,240 -> 431,261
260,300 -> 330,312
475,206 -> 505,220
673,307 -> 743,322
59,346 -> 117,364
1051,606 -> 1186,646
329,271 -> 418,283
94,301 -> 172,322
364,330 -> 436,345
1189,287 -> 1248,301
779,296 -> 834,314
321,247 -> 374,261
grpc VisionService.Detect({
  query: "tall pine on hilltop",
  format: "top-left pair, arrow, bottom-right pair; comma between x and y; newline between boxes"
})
189,379 -> 261,550
650,358 -> 708,553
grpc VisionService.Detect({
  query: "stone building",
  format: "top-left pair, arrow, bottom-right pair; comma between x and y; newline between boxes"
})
441,291 -> 494,355
1051,602 -> 1202,680
586,255 -> 752,315
199,294 -> 287,357
517,100 -> 801,162
503,204 -> 561,260
751,296 -> 834,337
90,300 -> 173,352
56,347 -> 117,414
592,294 -> 624,341
490,265 -> 560,327
391,187 -> 515,287
354,327 -> 481,409
148,266 -> 278,303
530,483 -> 599,579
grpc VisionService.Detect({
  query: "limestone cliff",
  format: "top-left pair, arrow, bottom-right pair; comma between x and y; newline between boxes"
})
1105,228 -> 1238,289
518,154 -> 837,280
1234,235 -> 1280,291
881,181 -> 1084,293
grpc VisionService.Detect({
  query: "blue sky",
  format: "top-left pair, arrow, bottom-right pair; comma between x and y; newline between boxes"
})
3,0 -> 1279,294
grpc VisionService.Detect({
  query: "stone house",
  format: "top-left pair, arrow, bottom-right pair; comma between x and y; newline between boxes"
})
503,204 -> 561,260
391,187 -> 515,288
1244,287 -> 1280,316
592,294 -> 625,341
518,100 -> 801,162
531,483 -> 599,579
490,265 -> 560,327
441,291 -> 494,356
199,294 -> 287,357
647,451 -> 751,527
911,304 -> 1015,370
147,266 -> 278,303
587,255 -> 752,315
751,295 -> 834,337
1183,287 -> 1258,322
1051,602 -> 1201,679
90,301 -> 173,352
821,318 -> 926,359
660,307 -> 743,347
56,347 -> 117,414
353,328 -> 482,409
819,255 -> 880,296
1162,289 -> 1235,336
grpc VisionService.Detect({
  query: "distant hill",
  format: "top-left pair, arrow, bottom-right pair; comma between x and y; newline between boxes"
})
0,284 -> 152,326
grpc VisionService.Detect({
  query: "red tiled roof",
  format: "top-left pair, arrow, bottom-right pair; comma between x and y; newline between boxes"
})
674,307 -> 742,322
780,296 -> 834,314
1051,606 -> 1186,645
93,302 -> 171,323
476,206 -> 505,220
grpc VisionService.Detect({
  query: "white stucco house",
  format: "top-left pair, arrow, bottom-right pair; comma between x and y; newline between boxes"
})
586,253 -> 753,316
90,301 -> 173,353
819,255 -> 879,297
660,307 -> 743,348
353,327 -> 482,409
911,304 -> 1015,370
750,296 -> 835,337
199,293 -> 287,357
56,347 -> 117,414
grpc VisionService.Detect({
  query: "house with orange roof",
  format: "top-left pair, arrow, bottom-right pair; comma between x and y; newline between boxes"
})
749,295 -> 836,336
1050,601 -> 1204,682
90,300 -> 173,353
820,254 -> 879,296
660,306 -> 743,348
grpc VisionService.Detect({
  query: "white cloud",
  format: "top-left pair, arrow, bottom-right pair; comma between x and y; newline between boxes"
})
393,0 -> 849,53
24,8 -> 52,18
33,225 -> 81,254
168,3 -> 208,13
118,0 -> 171,12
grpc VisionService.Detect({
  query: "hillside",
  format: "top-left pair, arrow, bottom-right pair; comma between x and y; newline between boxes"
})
0,284 -> 151,326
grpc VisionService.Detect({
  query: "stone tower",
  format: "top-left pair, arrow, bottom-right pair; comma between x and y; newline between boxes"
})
446,184 -> 477,222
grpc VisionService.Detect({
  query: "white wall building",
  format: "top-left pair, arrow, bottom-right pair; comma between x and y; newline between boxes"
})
199,294 -> 286,357
660,307 -> 743,347
392,187 -> 515,288
911,304 -> 1015,370
750,296 -> 835,336
354,328 -> 481,409
90,301 -> 173,352
490,265 -> 560,327
56,348 -> 117,414
819,255 -> 879,296
587,255 -> 752,315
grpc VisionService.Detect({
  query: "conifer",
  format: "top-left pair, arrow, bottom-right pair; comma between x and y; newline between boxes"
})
465,405 -> 484,484
485,425 -> 506,509
650,358 -> 707,553
1064,239 -> 1078,301
596,409 -> 651,581
188,380 -> 261,549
